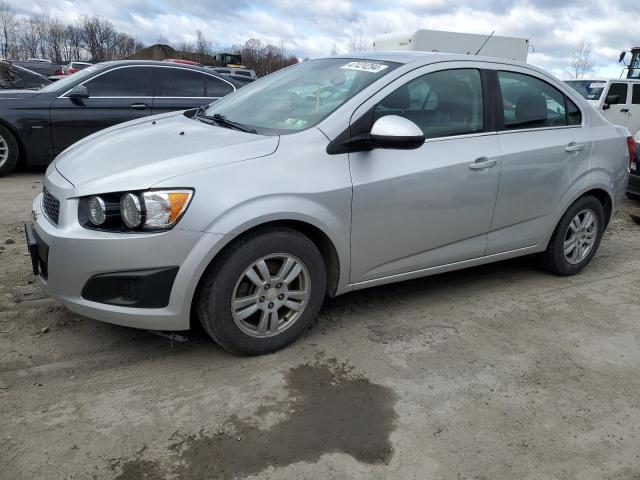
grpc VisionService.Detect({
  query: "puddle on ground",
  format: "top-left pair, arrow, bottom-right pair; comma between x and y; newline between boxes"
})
110,359 -> 397,479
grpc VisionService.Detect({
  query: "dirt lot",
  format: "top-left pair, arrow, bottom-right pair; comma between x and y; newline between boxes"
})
1,171 -> 640,480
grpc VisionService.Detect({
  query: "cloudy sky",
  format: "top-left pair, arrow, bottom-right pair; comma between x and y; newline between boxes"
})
11,0 -> 640,78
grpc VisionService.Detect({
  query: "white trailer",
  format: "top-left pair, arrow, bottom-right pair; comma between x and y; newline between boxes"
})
373,29 -> 529,62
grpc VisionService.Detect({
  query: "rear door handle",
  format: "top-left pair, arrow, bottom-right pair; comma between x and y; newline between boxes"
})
469,158 -> 497,170
565,142 -> 585,153
621,108 -> 630,113
130,103 -> 148,110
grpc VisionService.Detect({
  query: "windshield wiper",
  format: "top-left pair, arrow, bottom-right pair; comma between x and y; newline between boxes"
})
197,112 -> 257,134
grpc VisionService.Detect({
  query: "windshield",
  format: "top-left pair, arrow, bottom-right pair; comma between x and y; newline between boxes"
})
39,64 -> 103,93
204,58 -> 399,135
564,80 -> 605,101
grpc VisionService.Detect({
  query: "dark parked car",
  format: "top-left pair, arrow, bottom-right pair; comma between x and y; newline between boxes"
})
11,59 -> 60,77
0,61 -> 51,90
220,73 -> 256,85
0,60 -> 240,175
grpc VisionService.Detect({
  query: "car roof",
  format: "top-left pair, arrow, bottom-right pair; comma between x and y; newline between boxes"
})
564,78 -> 640,83
328,51 -> 531,66
90,60 -> 243,87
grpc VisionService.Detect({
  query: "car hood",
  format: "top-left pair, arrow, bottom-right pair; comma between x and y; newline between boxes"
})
54,111 -> 280,196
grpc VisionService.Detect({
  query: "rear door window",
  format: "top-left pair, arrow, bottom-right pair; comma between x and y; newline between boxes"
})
632,84 -> 640,104
498,71 -> 573,130
84,67 -> 152,97
608,83 -> 629,104
158,68 -> 206,97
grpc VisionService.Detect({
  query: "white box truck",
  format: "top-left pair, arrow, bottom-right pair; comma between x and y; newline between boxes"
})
373,29 -> 529,62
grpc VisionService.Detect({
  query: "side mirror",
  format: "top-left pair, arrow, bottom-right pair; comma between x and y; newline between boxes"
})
603,94 -> 620,110
369,115 -> 425,149
68,84 -> 89,99
345,115 -> 425,151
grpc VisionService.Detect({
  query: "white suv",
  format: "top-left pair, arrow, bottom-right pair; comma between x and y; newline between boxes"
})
565,78 -> 640,137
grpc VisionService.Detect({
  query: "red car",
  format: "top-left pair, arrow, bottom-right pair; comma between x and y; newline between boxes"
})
164,59 -> 202,66
57,61 -> 92,75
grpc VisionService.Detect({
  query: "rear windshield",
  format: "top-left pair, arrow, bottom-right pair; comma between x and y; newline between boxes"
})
564,80 -> 605,101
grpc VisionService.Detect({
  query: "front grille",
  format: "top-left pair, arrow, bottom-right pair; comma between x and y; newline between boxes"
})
42,187 -> 60,226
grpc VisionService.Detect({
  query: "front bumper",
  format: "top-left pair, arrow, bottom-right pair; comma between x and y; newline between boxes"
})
30,176 -> 227,331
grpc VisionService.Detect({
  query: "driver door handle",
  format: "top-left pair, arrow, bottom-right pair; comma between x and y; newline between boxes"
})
565,142 -> 585,153
469,158 -> 497,170
130,103 -> 148,110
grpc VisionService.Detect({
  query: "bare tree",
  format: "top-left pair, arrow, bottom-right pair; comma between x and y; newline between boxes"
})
46,18 -> 66,63
350,33 -> 368,53
17,17 -> 42,58
63,25 -> 84,61
176,39 -> 195,53
566,40 -> 596,79
80,16 -> 116,62
194,30 -> 211,59
0,2 -> 16,58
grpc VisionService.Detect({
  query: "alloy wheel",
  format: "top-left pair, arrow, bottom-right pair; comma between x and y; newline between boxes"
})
231,253 -> 311,338
0,134 -> 8,169
563,208 -> 598,265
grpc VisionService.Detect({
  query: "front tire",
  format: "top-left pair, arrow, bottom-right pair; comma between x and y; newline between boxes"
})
196,227 -> 326,355
539,195 -> 605,275
0,124 -> 19,177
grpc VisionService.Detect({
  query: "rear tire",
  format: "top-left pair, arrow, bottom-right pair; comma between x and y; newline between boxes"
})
538,195 -> 605,276
0,124 -> 19,177
196,227 -> 326,355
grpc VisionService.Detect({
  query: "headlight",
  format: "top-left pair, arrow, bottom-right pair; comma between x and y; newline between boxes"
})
121,193 -> 143,228
142,191 -> 192,229
88,196 -> 106,226
79,189 -> 193,232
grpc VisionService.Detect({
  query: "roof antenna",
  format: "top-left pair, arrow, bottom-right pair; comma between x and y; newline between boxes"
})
475,31 -> 495,55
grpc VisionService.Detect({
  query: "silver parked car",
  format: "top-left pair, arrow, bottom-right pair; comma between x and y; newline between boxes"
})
27,53 -> 632,355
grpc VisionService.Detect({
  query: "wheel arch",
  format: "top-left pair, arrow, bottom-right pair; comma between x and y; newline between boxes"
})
0,119 -> 26,167
582,187 -> 613,227
189,217 -> 346,329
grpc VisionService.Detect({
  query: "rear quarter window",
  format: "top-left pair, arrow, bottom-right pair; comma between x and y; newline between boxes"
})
206,76 -> 234,97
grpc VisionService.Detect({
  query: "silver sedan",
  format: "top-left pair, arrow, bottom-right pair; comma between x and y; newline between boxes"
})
28,52 -> 632,355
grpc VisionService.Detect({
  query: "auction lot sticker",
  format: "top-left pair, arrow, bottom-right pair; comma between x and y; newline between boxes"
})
340,61 -> 389,73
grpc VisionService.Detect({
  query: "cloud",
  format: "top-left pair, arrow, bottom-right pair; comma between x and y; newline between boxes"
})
6,0 -> 640,77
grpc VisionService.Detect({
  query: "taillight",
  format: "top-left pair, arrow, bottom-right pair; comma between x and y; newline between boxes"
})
628,136 -> 637,172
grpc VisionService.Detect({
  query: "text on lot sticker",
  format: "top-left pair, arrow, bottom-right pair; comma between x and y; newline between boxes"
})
589,83 -> 606,88
340,62 -> 389,73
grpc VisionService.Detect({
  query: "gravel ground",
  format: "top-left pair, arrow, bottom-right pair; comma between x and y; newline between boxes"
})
1,172 -> 640,480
